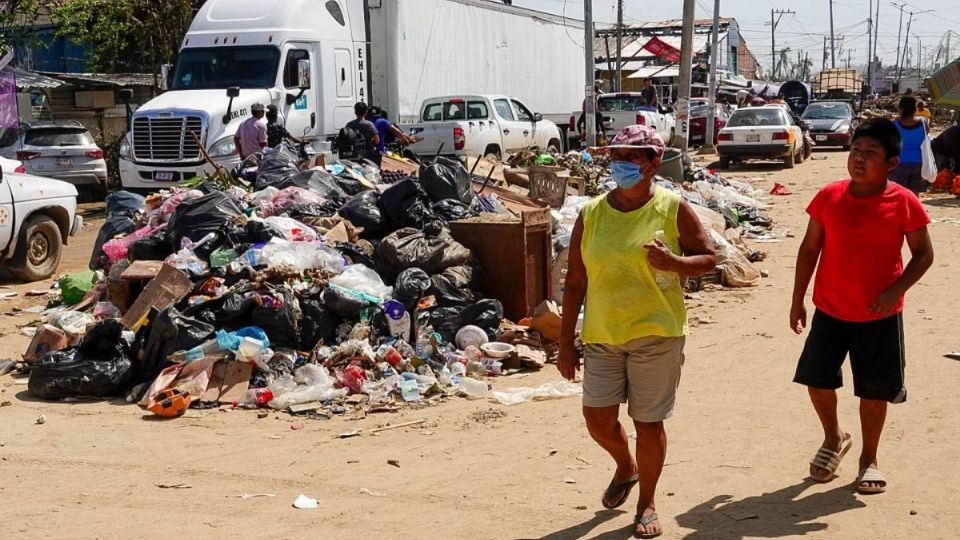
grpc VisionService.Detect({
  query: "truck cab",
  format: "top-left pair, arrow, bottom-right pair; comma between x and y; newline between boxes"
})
118,0 -> 367,190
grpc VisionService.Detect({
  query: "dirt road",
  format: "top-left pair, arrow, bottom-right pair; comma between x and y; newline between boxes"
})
1,151 -> 959,540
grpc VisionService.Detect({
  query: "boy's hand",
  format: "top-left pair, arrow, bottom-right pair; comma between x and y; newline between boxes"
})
789,302 -> 807,334
644,240 -> 679,271
870,287 -> 901,315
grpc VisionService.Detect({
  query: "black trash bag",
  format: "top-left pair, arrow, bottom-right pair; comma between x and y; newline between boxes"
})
394,268 -> 431,311
182,292 -> 255,329
28,319 -> 135,399
287,201 -> 343,221
128,232 -> 173,262
338,191 -> 387,235
431,198 -> 476,223
376,227 -> 472,280
255,142 -> 301,190
299,297 -> 339,349
284,169 -> 349,202
250,291 -> 300,349
429,266 -> 479,307
377,179 -> 428,228
430,299 -> 504,342
166,191 -> 244,250
241,220 -> 285,243
322,284 -> 377,320
89,191 -> 145,270
139,307 -> 215,382
333,242 -> 377,269
429,306 -> 465,344
420,156 -> 474,204
334,175 -> 367,197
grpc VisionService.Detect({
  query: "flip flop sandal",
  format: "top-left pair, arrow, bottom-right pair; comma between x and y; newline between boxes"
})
809,434 -> 853,482
633,510 -> 662,539
601,473 -> 639,509
857,467 -> 887,494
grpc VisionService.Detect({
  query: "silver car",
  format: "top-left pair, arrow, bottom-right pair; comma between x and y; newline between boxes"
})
8,122 -> 108,189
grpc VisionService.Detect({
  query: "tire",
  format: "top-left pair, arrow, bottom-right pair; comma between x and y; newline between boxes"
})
796,144 -> 806,164
783,149 -> 796,169
547,139 -> 562,153
718,156 -> 731,169
483,145 -> 502,160
9,214 -> 63,282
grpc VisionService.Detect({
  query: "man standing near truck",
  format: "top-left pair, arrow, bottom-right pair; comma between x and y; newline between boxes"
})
234,103 -> 267,160
341,102 -> 381,165
641,79 -> 658,107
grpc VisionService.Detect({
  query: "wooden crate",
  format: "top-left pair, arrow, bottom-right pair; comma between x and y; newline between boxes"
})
449,208 -> 552,322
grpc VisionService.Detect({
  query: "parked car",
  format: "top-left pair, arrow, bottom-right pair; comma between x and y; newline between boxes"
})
405,95 -> 563,158
596,92 -> 677,146
717,106 -> 806,169
0,167 -> 81,281
0,156 -> 25,173
801,101 -> 857,149
688,98 -> 729,146
1,122 -> 108,190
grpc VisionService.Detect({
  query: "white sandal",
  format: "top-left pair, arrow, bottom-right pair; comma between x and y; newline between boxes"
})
808,434 -> 853,482
857,467 -> 887,494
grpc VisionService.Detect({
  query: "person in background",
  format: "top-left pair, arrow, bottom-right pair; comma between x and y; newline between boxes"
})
916,101 -> 932,124
641,79 -> 658,107
369,106 -> 414,153
234,102 -> 267,160
770,92 -> 787,105
931,124 -> 960,173
345,101 -> 381,165
558,125 -> 716,539
891,96 -> 928,194
265,104 -> 305,148
789,118 -> 933,495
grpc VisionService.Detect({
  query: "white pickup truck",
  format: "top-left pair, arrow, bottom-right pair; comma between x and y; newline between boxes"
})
405,95 -> 564,159
596,93 -> 677,146
0,168 -> 81,281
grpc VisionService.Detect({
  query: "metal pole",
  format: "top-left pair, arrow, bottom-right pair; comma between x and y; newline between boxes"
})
829,0 -> 836,68
702,0 -> 720,154
898,11 -> 913,83
615,0 -> 623,92
677,0 -> 695,152
584,0 -> 597,148
771,9 -> 776,81
893,3 -> 905,81
867,0 -> 873,94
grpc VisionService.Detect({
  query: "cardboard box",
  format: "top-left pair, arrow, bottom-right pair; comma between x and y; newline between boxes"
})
121,264 -> 194,331
529,300 -> 562,343
202,360 -> 253,403
22,324 -> 78,364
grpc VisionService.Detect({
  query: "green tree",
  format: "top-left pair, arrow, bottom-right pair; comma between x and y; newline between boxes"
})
0,0 -> 44,60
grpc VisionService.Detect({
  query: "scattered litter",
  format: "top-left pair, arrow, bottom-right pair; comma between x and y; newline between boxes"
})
156,483 -> 192,489
235,493 -> 275,500
36,412 -> 47,425
338,429 -> 361,439
563,478 -> 576,484
547,448 -> 559,456
292,494 -> 318,509
290,423 -> 304,431
0,292 -> 18,300
769,183 -> 793,195
944,352 -> 960,361
489,381 -> 582,405
360,488 -> 387,497
387,459 -> 400,468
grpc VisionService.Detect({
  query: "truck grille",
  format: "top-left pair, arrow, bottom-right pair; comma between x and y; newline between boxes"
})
133,116 -> 203,161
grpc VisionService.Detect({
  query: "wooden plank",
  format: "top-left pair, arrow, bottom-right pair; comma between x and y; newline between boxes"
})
120,260 -> 164,281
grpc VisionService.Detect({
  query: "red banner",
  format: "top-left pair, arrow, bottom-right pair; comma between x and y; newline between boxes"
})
643,36 -> 681,63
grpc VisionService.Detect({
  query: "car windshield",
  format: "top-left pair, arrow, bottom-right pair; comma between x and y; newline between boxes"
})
727,109 -> 785,127
802,103 -> 851,120
598,95 -> 647,112
24,128 -> 94,146
171,46 -> 280,90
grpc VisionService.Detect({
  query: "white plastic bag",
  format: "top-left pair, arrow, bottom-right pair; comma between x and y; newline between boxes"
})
489,380 -> 583,405
329,264 -> 393,300
921,135 -> 937,182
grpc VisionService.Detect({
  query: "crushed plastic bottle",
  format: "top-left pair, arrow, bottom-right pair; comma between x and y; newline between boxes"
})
653,230 -> 678,290
238,388 -> 274,408
458,377 -> 488,399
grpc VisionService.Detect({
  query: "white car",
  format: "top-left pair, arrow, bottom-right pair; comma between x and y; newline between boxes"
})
717,106 -> 806,169
0,156 -> 24,173
2,122 -> 108,190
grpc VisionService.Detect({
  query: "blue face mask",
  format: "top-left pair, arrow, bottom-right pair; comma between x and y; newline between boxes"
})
611,160 -> 645,189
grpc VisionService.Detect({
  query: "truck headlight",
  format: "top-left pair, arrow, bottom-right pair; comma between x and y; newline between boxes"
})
836,125 -> 850,134
209,136 -> 237,158
119,135 -> 132,158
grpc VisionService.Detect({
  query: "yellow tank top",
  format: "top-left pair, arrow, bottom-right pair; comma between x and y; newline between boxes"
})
580,187 -> 687,344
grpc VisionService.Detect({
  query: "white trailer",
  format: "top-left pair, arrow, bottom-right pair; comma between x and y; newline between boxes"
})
118,0 -> 585,191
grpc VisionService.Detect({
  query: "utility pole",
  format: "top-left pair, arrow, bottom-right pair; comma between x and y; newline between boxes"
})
677,0 -> 696,152
702,0 -> 720,154
829,0 -> 836,68
867,0 -> 873,94
770,9 -> 795,81
917,35 -> 921,75
898,9 -> 933,83
584,0 -> 596,147
874,0 -> 880,67
893,2 -> 905,81
615,0 -> 623,92
822,36 -> 828,72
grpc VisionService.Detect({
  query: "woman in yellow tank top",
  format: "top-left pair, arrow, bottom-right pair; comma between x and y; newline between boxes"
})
558,125 -> 716,539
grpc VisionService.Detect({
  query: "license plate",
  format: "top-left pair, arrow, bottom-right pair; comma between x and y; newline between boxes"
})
56,157 -> 72,167
746,134 -> 760,142
154,171 -> 175,181
815,135 -> 828,142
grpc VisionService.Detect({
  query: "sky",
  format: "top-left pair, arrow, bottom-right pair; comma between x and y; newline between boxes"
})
514,0 -> 959,73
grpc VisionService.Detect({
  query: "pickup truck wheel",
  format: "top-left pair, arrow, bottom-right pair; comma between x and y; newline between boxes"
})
718,156 -> 731,169
796,144 -> 806,164
783,149 -> 796,169
483,145 -> 502,160
9,214 -> 63,282
547,139 -> 561,153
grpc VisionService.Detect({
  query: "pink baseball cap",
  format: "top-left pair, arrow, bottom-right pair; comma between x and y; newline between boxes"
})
607,124 -> 665,157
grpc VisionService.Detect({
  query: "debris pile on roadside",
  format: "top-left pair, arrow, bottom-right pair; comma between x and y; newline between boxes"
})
11,142 -> 771,418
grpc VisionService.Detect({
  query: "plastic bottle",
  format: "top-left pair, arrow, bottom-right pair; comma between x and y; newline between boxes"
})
458,377 -> 488,399
653,230 -> 678,290
238,387 -> 274,408
466,360 -> 486,378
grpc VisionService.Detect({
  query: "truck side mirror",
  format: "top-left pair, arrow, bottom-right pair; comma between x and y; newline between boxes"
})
533,112 -> 543,122
119,88 -> 134,133
297,59 -> 311,90
223,86 -> 240,124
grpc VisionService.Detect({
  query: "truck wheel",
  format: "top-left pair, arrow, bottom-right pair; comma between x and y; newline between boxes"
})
9,214 -> 63,282
483,145 -> 502,160
783,149 -> 796,169
718,156 -> 731,169
547,139 -> 562,153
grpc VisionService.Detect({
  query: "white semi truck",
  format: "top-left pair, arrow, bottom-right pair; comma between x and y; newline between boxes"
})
118,0 -> 585,190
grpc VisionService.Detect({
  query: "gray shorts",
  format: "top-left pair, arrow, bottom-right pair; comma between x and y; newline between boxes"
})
582,336 -> 685,423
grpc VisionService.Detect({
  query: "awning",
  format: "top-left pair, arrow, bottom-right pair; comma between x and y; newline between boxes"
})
0,67 -> 64,90
626,65 -> 681,79
643,36 -> 682,63
924,58 -> 960,107
38,72 -> 155,87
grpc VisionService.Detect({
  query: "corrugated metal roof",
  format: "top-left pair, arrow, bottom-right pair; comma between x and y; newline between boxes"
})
0,67 -> 64,89
38,72 -> 155,87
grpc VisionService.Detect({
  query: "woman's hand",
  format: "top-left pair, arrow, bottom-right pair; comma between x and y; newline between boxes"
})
557,341 -> 581,381
644,240 -> 679,272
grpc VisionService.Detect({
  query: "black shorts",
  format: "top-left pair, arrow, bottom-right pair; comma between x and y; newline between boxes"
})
794,310 -> 907,403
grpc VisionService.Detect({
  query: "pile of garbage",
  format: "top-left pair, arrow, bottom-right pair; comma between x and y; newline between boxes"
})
14,142 -> 771,419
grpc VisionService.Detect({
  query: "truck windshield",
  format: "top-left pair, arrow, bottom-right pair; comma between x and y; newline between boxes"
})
598,95 -> 646,112
171,46 -> 280,90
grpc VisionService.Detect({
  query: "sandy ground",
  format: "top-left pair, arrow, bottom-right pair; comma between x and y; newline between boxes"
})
1,150 -> 960,540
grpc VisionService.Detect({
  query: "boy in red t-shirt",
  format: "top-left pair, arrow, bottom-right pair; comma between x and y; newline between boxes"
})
789,118 -> 934,495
